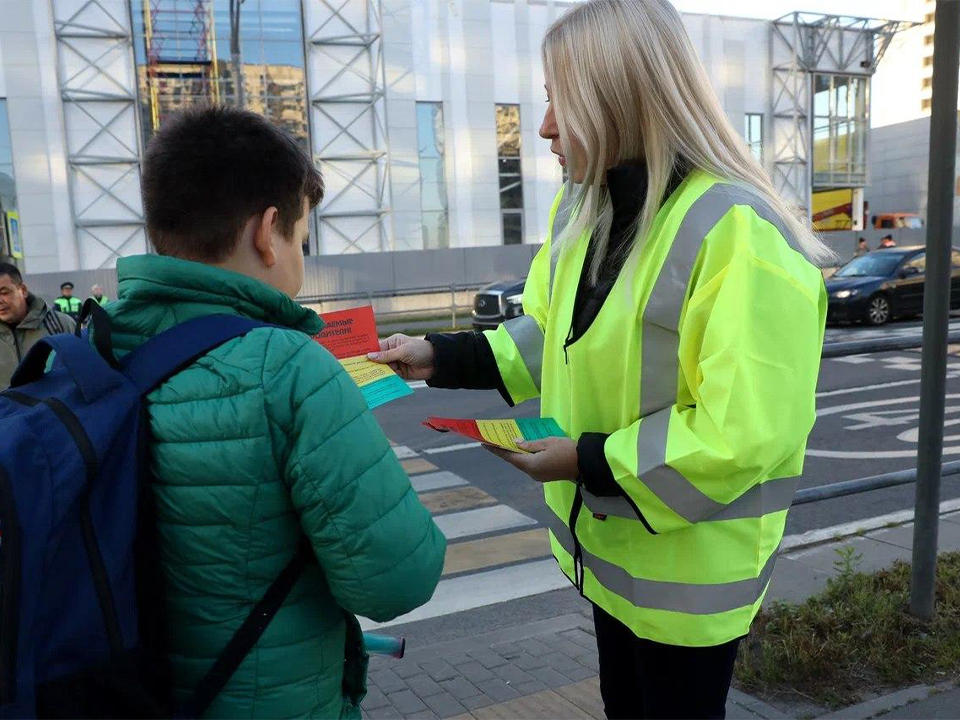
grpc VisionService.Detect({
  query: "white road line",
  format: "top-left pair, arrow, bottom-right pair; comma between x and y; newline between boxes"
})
411,471 -> 468,493
831,355 -> 874,364
423,441 -> 482,455
783,498 -> 960,552
407,380 -> 428,389
434,505 -> 537,540
359,558 -> 570,630
392,445 -> 418,460
815,372 -> 960,399
816,377 -> 924,398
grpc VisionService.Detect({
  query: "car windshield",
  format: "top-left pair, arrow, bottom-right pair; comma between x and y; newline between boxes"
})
835,254 -> 903,278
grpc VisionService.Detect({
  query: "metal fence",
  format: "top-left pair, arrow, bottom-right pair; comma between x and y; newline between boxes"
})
20,244 -> 540,316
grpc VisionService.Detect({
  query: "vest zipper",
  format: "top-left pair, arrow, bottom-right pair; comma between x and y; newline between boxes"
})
568,483 -> 585,594
11,330 -> 21,363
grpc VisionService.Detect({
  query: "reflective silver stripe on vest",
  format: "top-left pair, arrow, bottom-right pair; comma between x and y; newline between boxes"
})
639,182 -> 800,417
581,475 -> 800,522
628,182 -> 801,523
546,512 -> 778,615
502,315 -> 544,392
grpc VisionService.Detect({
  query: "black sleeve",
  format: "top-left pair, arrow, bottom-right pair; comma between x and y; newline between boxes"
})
425,331 -> 514,407
576,432 -> 621,496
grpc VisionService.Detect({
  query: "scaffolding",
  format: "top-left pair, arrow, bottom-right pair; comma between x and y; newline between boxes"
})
303,0 -> 392,254
770,12 -> 917,215
141,0 -> 221,132
53,0 -> 146,269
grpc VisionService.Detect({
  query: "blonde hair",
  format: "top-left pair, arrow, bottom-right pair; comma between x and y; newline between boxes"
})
542,0 -> 832,281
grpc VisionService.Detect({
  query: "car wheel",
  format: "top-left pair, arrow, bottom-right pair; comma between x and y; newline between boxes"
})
865,294 -> 892,326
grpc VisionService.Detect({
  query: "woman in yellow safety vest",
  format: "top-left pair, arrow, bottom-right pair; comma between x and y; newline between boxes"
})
371,1 -> 828,717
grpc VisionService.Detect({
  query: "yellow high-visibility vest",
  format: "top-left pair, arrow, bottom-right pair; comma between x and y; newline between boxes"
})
485,170 -> 827,647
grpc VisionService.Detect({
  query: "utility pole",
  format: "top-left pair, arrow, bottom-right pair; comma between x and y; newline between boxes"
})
910,0 -> 960,621
230,0 -> 246,108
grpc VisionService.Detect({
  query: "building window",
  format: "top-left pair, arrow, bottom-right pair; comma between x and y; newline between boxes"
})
812,74 -> 869,188
922,97 -> 932,111
496,104 -> 524,245
130,0 -> 309,149
924,55 -> 934,67
744,113 -> 763,161
0,100 -> 20,262
925,12 -> 935,24
923,76 -> 933,89
416,102 -> 449,249
925,34 -> 934,45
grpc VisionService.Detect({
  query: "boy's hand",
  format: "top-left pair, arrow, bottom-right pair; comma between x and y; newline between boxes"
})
483,437 -> 578,483
368,334 -> 436,381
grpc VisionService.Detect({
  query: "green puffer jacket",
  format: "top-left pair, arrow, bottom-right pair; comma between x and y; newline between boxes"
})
106,255 -> 446,718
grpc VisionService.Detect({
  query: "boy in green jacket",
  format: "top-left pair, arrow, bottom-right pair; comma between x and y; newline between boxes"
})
108,107 -> 446,718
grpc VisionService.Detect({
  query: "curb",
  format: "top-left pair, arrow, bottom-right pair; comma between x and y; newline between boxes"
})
727,689 -> 791,719
816,681 -> 957,719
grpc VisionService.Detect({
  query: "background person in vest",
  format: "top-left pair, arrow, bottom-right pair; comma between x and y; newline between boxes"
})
880,234 -> 897,248
0,262 -> 75,388
89,283 -> 109,306
55,281 -> 82,319
370,1 -> 828,717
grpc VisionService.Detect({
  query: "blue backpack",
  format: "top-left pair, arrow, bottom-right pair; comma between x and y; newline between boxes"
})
0,303 -> 310,718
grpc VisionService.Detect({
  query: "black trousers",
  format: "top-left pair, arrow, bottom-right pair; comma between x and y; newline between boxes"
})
593,605 -> 741,719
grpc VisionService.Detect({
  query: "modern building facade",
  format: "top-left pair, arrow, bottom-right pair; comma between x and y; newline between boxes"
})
0,0 -> 911,271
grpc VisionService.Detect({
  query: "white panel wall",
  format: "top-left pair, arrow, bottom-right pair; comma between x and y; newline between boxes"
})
0,0 -> 77,273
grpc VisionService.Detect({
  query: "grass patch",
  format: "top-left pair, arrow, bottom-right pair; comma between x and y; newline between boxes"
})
735,550 -> 960,708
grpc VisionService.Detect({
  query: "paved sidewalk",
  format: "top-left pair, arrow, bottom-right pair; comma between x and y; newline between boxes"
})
363,509 -> 960,719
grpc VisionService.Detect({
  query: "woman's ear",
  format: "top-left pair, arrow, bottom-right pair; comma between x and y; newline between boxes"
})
253,207 -> 280,268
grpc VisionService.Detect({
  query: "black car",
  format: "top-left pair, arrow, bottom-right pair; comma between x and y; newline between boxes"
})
826,246 -> 960,326
472,279 -> 526,330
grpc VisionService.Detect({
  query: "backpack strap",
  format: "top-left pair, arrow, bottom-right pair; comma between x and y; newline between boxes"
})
176,544 -> 313,719
10,334 -> 123,402
120,315 -> 271,395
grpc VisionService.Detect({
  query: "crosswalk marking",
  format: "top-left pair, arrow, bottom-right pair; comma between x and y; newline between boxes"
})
387,442 -> 559,625
420,486 -> 497,514
401,457 -> 438,475
392,445 -> 417,459
443,528 -> 552,576
410,470 -> 468,493
423,441 -> 483,455
434,505 -> 537,540
359,558 -> 570,630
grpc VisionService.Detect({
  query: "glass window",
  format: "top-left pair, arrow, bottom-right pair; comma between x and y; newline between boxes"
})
744,113 -> 763,162
0,100 -> 19,261
416,102 -> 449,249
836,253 -> 903,278
496,104 -> 523,245
130,0 -> 309,149
812,73 -> 869,188
904,253 -> 926,273
951,251 -> 960,269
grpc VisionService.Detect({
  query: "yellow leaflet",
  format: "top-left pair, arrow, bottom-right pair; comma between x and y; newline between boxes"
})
476,419 -> 527,453
339,355 -> 395,388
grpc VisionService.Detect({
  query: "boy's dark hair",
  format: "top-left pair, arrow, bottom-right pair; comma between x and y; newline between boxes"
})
142,107 -> 323,262
0,262 -> 23,285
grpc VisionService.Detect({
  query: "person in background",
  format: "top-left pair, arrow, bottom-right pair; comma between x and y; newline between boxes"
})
880,234 -> 897,248
55,281 -> 82,319
856,237 -> 870,256
371,0 -> 827,717
0,262 -> 75,388
100,106 -> 446,718
90,284 -> 109,306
